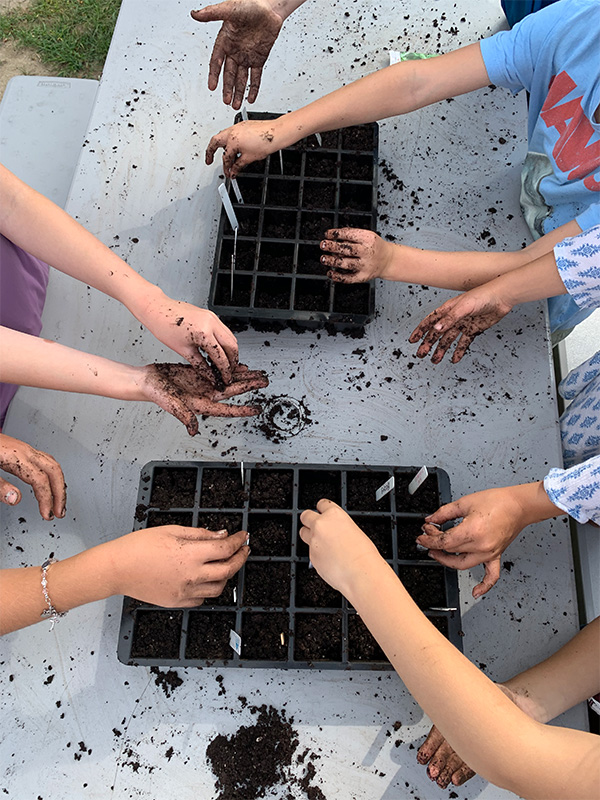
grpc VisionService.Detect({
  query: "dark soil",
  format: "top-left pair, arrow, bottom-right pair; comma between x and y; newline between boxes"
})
185,610 -> 236,659
397,566 -> 447,609
266,178 -> 300,207
395,471 -> 440,514
303,181 -> 336,209
294,279 -> 331,312
203,579 -> 236,607
295,563 -> 342,608
215,273 -> 252,306
247,514 -> 292,556
254,276 -> 291,309
341,154 -> 373,181
332,283 -> 370,314
257,241 -> 294,273
243,561 -> 290,606
196,512 -> 244,533
200,467 -> 246,508
226,207 -> 260,236
297,243 -> 327,275
249,469 -> 293,508
337,212 -> 374,230
262,209 -> 297,238
355,516 -> 393,559
235,177 -> 263,204
244,158 -> 268,175
294,614 -> 342,661
340,183 -> 372,213
300,212 -> 335,240
241,612 -> 289,660
348,614 -> 387,661
146,510 -> 194,527
304,153 -> 338,178
396,518 -> 428,560
149,666 -> 183,697
342,125 -> 374,150
347,471 -> 392,511
298,469 -> 342,508
267,151 -> 302,176
130,610 -> 183,659
219,238 -> 256,271
149,467 -> 197,508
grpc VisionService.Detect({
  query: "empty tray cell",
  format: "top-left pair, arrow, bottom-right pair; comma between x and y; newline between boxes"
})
294,613 -> 342,661
341,154 -> 374,181
346,470 -> 392,511
397,565 -> 447,610
185,611 -> 236,659
332,283 -> 371,315
243,561 -> 290,607
257,241 -> 294,273
353,516 -> 393,559
241,612 -> 289,660
293,278 -> 330,312
248,513 -> 292,556
197,512 -> 244,533
265,178 -> 300,207
396,518 -> 427,560
150,467 -> 197,508
233,176 -> 264,204
298,469 -> 342,508
348,614 -> 386,661
225,206 -> 259,236
262,209 -> 297,239
342,125 -> 375,150
295,563 -> 342,608
200,467 -> 246,508
297,243 -> 326,276
337,212 -> 374,230
244,158 -> 268,175
304,152 -> 338,179
340,183 -> 373,213
302,181 -> 336,210
219,238 -> 256,271
146,510 -> 194,528
249,468 -> 294,509
268,150 -> 301,176
214,273 -> 252,307
130,610 -> 183,659
395,471 -> 440,514
300,212 -> 335,241
254,276 -> 292,309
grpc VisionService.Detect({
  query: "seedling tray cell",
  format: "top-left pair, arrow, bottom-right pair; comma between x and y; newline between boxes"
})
208,112 -> 378,331
118,462 -> 463,669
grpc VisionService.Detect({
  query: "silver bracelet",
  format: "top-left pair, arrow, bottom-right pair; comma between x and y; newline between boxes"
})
40,558 -> 67,630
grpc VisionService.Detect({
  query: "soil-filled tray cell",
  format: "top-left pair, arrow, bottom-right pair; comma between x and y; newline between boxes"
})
299,212 -> 335,241
257,241 -> 294,273
397,566 -> 447,610
346,471 -> 392,511
247,513 -> 292,556
232,176 -> 264,205
243,562 -> 291,607
262,209 -> 297,239
348,614 -> 386,661
197,512 -> 244,534
296,519 -> 309,558
149,467 -> 197,508
341,154 -> 374,181
293,279 -> 331,312
265,178 -> 300,207
292,130 -> 339,150
337,212 -> 374,231
200,467 -> 246,508
267,150 -> 301,176
244,158 -> 268,175
254,276 -> 291,309
219,239 -> 256,271
294,613 -> 342,661
241,612 -> 289,660
342,125 -> 375,150
304,153 -> 338,179
249,469 -> 294,509
295,563 -> 342,608
332,283 -> 371,315
354,516 -> 393,559
130,610 -> 183,660
395,471 -> 440,514
146,510 -> 194,528
225,206 -> 259,236
298,469 -> 342,508
185,611 -> 236,660
340,183 -> 373,213
297,243 -> 326,276
204,579 -> 236,607
302,181 -> 336,209
396,518 -> 428,560
215,273 -> 252,307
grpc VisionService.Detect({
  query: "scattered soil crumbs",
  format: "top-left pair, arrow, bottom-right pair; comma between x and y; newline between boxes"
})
206,704 -> 325,799
149,666 -> 183,698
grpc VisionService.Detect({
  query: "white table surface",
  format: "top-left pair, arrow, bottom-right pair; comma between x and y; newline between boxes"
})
0,0 -> 586,798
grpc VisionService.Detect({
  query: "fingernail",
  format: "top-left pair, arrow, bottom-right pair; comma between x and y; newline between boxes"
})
4,490 -> 18,504
48,511 -> 54,520
416,542 -> 428,552
245,534 -> 250,546
427,551 -> 436,559
216,529 -> 228,535
59,507 -> 66,518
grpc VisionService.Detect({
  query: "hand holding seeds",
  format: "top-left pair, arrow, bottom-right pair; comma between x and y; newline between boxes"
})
0,433 -> 66,521
320,228 -> 396,282
206,119 -> 281,178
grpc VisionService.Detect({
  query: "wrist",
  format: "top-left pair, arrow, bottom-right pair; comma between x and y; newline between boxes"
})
46,545 -> 116,613
125,282 -> 168,328
343,552 -> 393,608
379,241 -> 404,281
512,481 -> 564,528
269,0 -> 304,21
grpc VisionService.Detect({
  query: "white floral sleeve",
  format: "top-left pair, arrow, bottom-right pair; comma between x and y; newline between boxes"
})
554,223 -> 600,309
544,456 -> 600,525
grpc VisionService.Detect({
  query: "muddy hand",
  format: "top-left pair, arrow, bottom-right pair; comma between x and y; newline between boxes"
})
320,229 -> 395,283
206,119 -> 280,178
408,286 -> 513,364
0,433 -> 66,521
140,362 -> 269,434
417,724 -> 476,788
191,0 -> 284,108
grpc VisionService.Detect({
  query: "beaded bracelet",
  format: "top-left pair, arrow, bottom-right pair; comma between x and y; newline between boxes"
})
40,558 -> 67,630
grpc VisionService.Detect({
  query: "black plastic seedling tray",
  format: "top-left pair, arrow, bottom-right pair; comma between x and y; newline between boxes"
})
118,462 -> 462,669
208,112 -> 378,331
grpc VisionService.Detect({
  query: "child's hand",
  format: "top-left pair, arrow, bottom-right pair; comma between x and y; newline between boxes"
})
299,499 -> 384,595
417,723 -> 476,788
191,0 -> 284,108
108,525 -> 249,606
206,119 -> 281,178
0,433 -> 66,521
138,362 -> 269,435
408,285 -> 513,363
319,229 -> 396,282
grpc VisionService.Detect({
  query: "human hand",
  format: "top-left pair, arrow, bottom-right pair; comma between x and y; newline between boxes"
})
408,285 -> 513,364
109,525 -> 249,606
319,229 -> 396,283
0,433 -> 66,521
299,499 -> 385,595
206,119 -> 282,178
138,362 -> 269,435
191,0 -> 284,108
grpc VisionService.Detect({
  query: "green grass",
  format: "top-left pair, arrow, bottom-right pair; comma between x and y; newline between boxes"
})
0,0 -> 122,77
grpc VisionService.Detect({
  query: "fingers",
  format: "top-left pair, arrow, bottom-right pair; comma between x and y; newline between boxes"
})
3,450 -> 66,521
181,526 -> 249,558
435,752 -> 469,789
190,4 -> 231,23
416,522 -> 472,552
222,55 -> 239,106
451,331 -> 476,363
417,725 -> 445,765
430,327 -> 463,364
320,239 -> 361,258
247,65 -> 263,104
214,325 -> 240,377
473,557 -> 501,598
424,501 -> 464,526
427,549 -> 485,570
232,64 -> 248,110
194,399 -> 261,417
154,391 -> 200,436
316,498 -> 337,513
206,129 -> 228,165
453,763 -> 476,785
0,477 -> 21,507
214,371 -> 269,400
324,228 -> 370,244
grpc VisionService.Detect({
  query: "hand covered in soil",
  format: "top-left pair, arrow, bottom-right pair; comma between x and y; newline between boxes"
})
206,119 -> 281,178
0,433 -> 66,521
139,362 -> 268,434
319,228 -> 396,283
191,0 -> 284,108
299,499 -> 385,595
408,284 -> 513,364
137,296 -> 239,384
109,525 -> 249,606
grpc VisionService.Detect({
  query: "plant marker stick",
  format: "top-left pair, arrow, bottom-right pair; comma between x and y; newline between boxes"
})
233,586 -> 237,603
229,629 -> 242,655
280,632 -> 285,646
314,132 -> 322,146
240,461 -> 245,484
218,183 -> 239,296
231,178 -> 244,203
408,466 -> 428,495
375,476 -> 394,502
241,106 -> 249,121
279,150 -> 284,173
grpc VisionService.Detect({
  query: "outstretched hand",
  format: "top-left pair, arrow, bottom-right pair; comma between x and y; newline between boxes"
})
408,285 -> 513,363
319,228 -> 395,283
191,0 -> 284,108
139,362 -> 269,434
0,433 -> 66,521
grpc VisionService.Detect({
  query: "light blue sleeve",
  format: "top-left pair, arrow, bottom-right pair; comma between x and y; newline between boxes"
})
576,204 -> 600,232
544,455 -> 600,524
554,225 -> 600,310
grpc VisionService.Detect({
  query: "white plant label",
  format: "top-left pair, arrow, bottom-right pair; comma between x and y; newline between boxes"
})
241,106 -> 249,121
279,150 -> 284,173
229,629 -> 242,655
240,461 -> 245,484
218,182 -> 239,231
375,476 -> 395,502
408,466 -> 428,495
233,587 -> 237,604
314,132 -> 323,146
389,50 -> 401,65
231,178 -> 244,204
